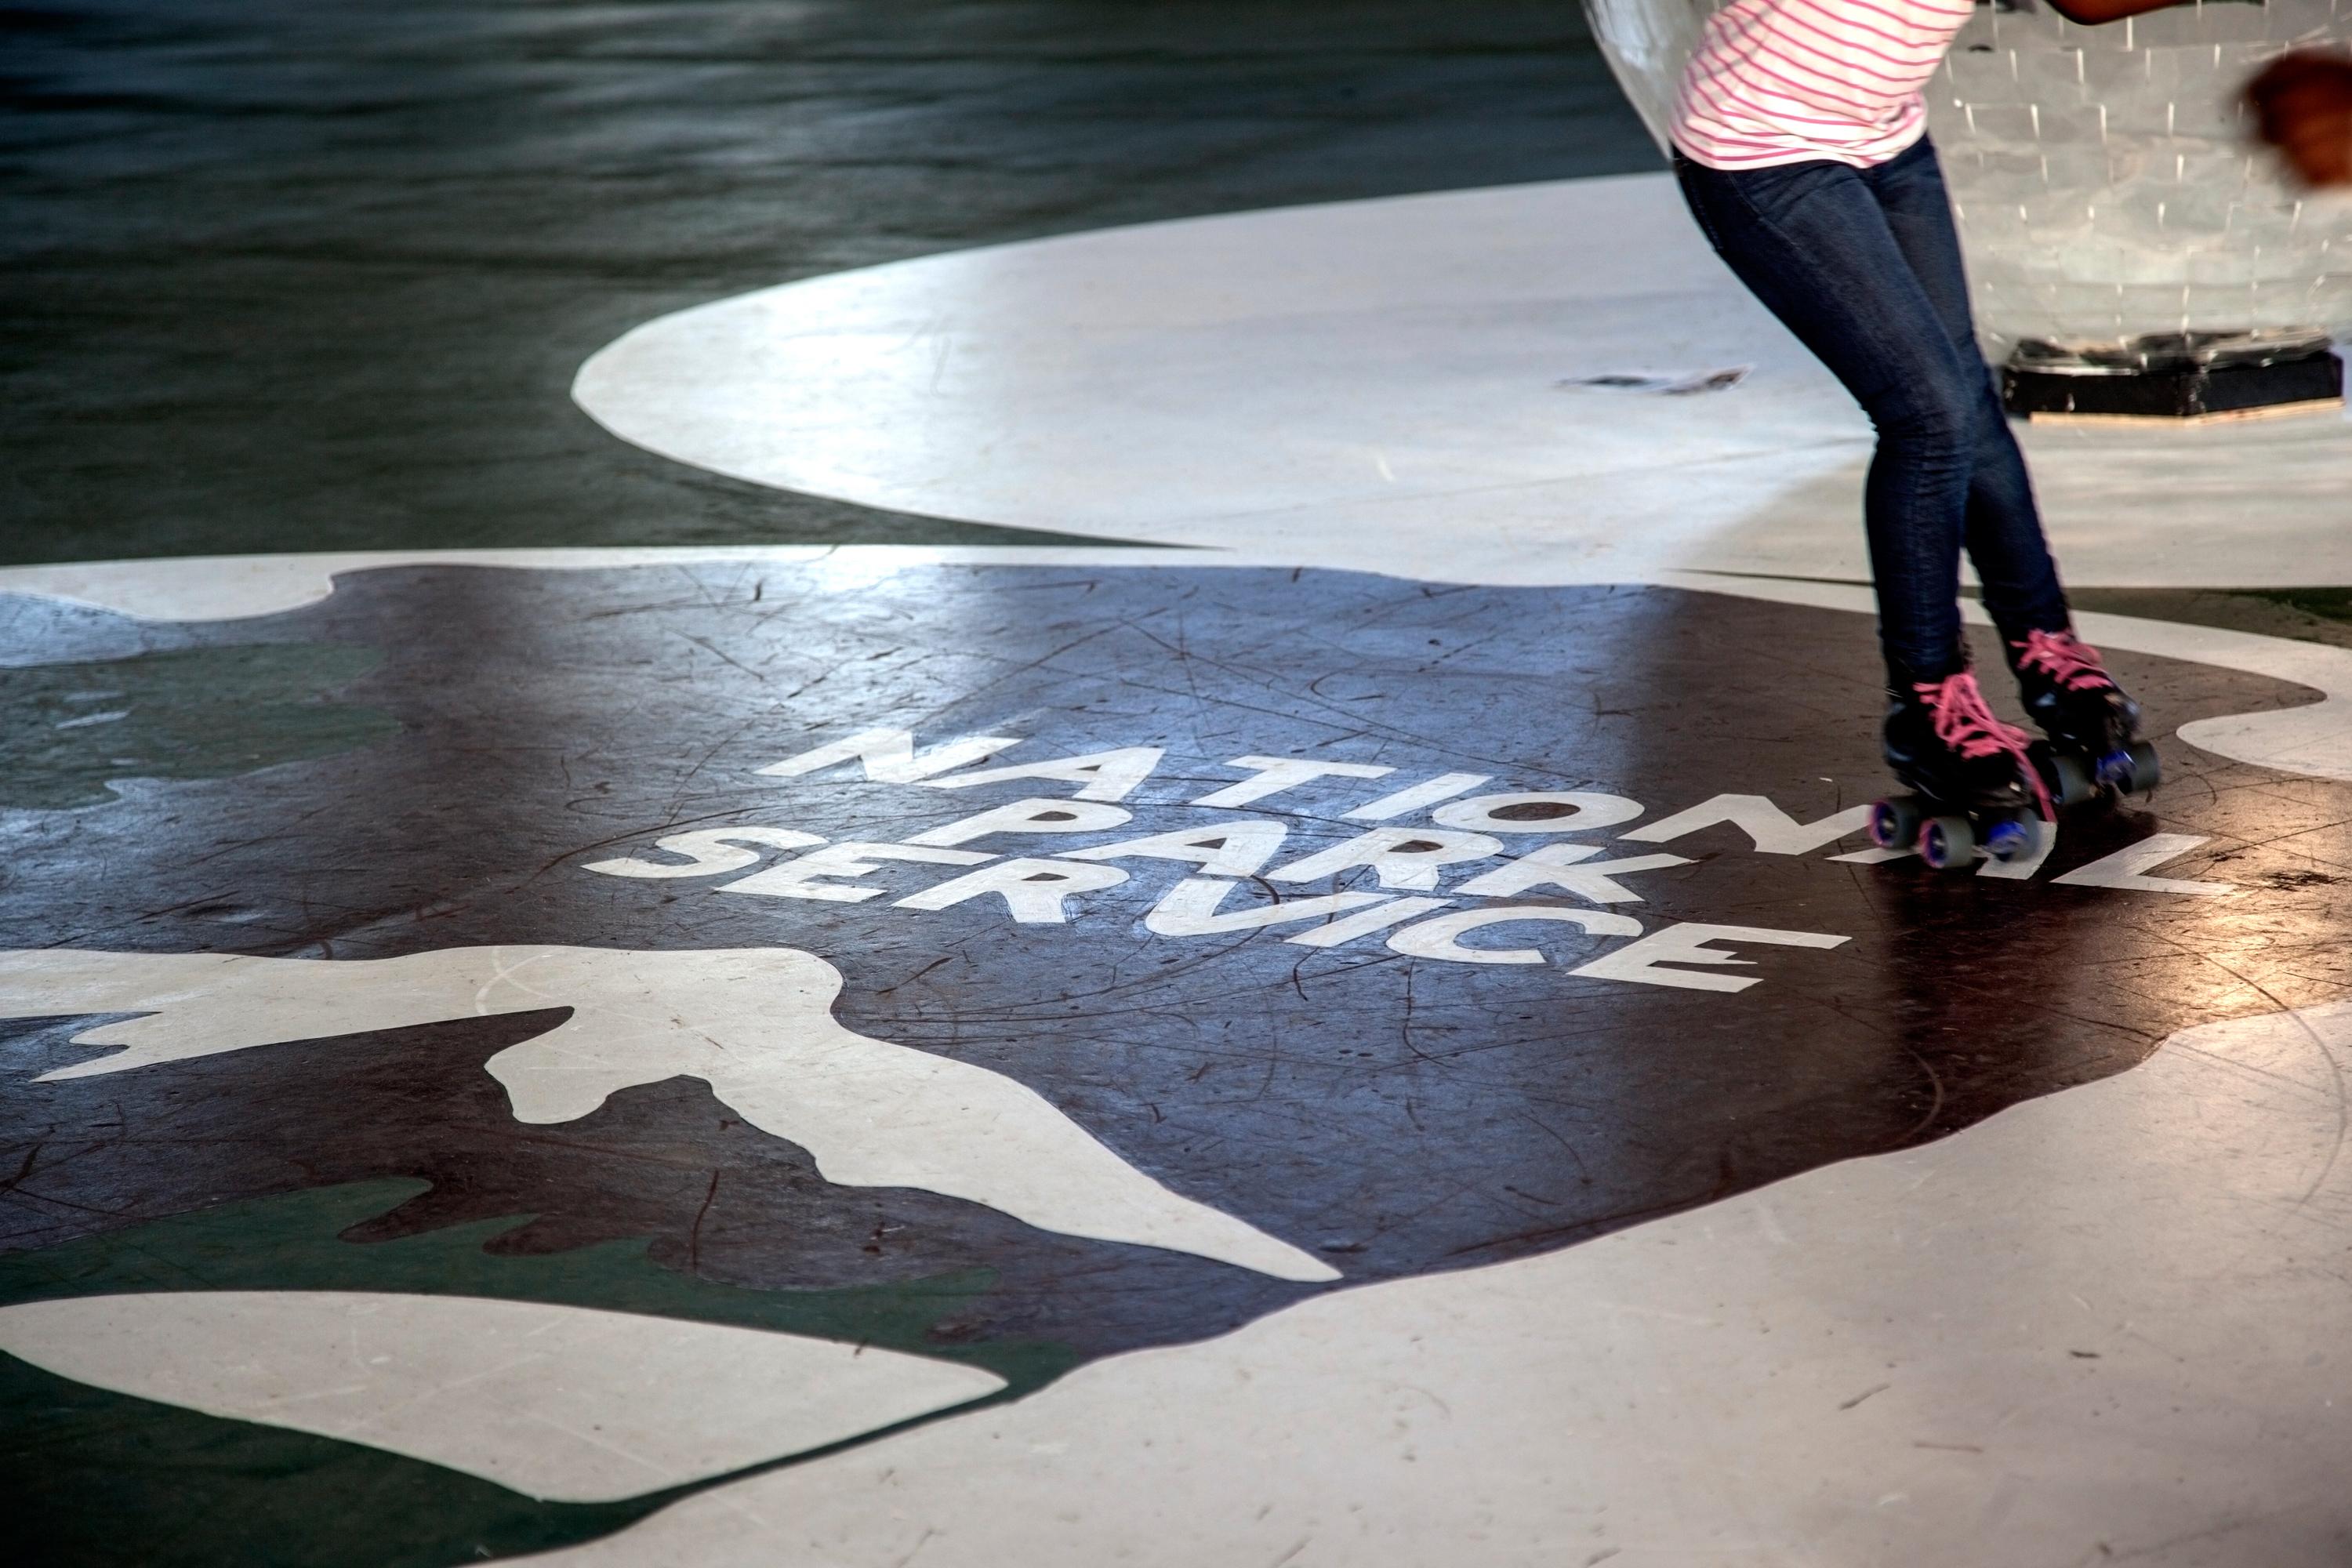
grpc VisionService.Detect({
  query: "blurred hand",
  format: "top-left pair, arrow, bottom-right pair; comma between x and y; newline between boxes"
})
2246,50 -> 2352,187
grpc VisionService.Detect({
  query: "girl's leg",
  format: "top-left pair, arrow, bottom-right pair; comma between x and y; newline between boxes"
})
1675,152 -> 1994,686
1867,139 -> 2072,649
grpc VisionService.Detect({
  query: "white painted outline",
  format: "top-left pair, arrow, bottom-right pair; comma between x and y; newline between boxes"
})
563,172 -> 2352,593
0,1290 -> 1006,1502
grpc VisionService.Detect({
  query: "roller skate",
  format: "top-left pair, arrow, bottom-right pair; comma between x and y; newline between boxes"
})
2009,628 -> 2160,808
1867,668 -> 2055,871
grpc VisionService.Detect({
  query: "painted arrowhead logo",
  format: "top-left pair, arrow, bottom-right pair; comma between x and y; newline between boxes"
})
2,560 -> 2341,1566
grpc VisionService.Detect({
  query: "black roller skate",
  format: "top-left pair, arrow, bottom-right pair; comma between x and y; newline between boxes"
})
2009,628 -> 2159,807
1868,669 -> 2055,871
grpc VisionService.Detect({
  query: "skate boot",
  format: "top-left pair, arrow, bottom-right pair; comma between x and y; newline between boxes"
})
1868,669 -> 2054,870
2009,627 -> 2159,803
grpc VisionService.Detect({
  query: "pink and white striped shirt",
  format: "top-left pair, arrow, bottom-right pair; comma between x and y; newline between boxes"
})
1670,0 -> 1977,170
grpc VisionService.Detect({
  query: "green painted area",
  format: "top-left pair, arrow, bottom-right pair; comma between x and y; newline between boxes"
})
2067,586 -> 2352,655
1,1181 -> 1077,1566
2248,587 -> 2352,626
0,644 -> 402,809
5,1356 -> 656,1568
0,1178 -> 1074,1385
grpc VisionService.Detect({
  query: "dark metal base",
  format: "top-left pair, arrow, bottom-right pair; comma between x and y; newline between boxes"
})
2002,342 -> 2344,423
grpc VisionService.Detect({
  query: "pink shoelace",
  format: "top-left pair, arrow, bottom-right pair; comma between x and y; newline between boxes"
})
1914,670 -> 2054,820
2013,628 -> 2115,693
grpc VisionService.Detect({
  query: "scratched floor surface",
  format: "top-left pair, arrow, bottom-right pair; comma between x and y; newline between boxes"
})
9,2 -> 2352,1565
3,559 -> 2350,1563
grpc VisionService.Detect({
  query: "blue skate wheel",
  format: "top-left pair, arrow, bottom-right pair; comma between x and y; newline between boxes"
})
1984,815 -> 2045,862
1869,796 -> 1921,850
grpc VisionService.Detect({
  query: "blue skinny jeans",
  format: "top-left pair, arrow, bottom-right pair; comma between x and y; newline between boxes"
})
1675,136 -> 2071,688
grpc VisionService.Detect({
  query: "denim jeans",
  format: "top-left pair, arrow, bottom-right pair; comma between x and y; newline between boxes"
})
1675,137 -> 2071,687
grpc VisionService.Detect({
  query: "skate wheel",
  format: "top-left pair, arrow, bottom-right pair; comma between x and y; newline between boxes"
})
1983,814 -> 2045,863
1869,796 -> 1922,850
2120,740 -> 2161,795
1918,815 -> 1976,870
2045,750 -> 2097,810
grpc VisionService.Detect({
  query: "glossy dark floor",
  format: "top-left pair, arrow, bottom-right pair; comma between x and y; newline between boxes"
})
2,0 -> 1653,564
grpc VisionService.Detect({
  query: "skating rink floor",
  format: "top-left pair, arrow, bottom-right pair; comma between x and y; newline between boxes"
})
6,4 -> 2352,1565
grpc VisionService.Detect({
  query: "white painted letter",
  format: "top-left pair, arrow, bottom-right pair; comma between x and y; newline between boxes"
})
1570,922 -> 1849,993
720,844 -> 991,902
2051,834 -> 2231,897
1619,795 -> 1871,855
924,747 -> 1166,803
757,728 -> 1021,782
1345,772 -> 1491,821
1388,907 -> 1643,965
1064,820 -> 1290,878
897,858 -> 1130,924
1143,877 -> 1385,938
905,797 -> 1131,848
584,827 -> 824,880
1286,897 -> 1451,948
1266,828 -> 1504,891
1190,756 -> 1393,809
1454,844 -> 1692,904
1432,792 -> 1645,834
